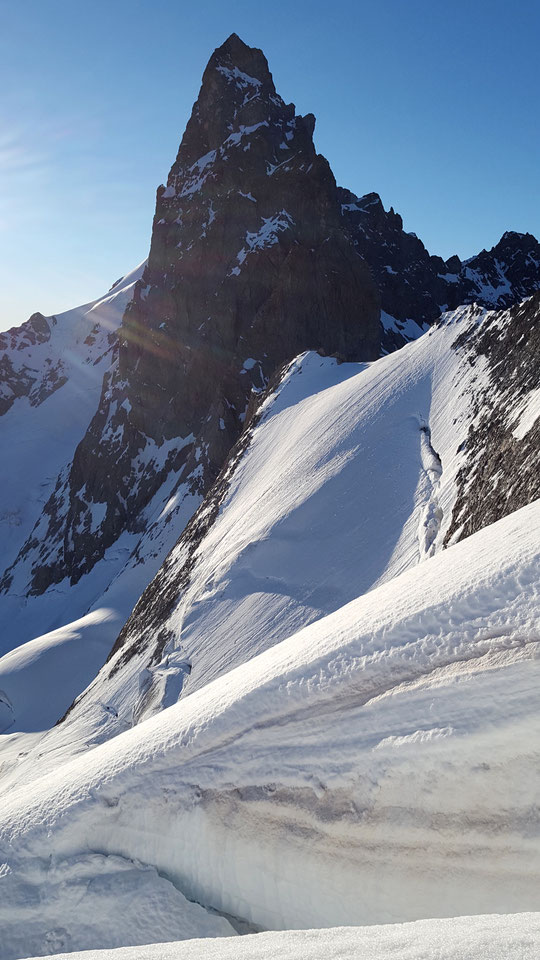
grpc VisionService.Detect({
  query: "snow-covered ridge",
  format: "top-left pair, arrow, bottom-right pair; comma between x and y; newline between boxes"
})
0,291 -> 536,759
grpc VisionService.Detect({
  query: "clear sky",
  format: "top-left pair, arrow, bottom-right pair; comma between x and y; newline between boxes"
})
2,0 -> 539,328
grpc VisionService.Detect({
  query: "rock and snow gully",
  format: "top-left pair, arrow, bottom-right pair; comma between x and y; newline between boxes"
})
417,417 -> 443,558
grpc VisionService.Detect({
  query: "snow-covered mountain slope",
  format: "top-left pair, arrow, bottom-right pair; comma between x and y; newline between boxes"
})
16,913 -> 540,960
0,291 -> 536,758
0,264 -> 147,658
0,262 -> 144,583
0,610 -> 119,733
1,30 -> 538,960
1,501 -> 538,949
24,294 -> 534,762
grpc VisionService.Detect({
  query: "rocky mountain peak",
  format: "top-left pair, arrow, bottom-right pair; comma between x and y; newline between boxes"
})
470,230 -> 539,264
174,32 -> 296,170
3,35 -> 380,596
210,31 -> 274,86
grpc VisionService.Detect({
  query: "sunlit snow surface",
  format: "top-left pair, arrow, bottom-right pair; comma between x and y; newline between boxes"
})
18,914 -> 540,960
1,301 -> 537,739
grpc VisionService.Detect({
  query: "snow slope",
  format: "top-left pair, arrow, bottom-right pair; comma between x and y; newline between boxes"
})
19,913 -> 540,960
44,301 -> 533,755
2,299 -> 537,764
1,501 -> 538,950
0,610 -> 120,733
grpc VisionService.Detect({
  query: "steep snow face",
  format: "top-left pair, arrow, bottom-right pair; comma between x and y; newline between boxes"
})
37,299 -> 538,756
16,914 -> 540,960
0,502 -> 538,942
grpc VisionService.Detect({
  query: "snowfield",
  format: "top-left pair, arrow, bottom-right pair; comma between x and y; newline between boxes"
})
0,609 -> 120,733
0,500 -> 539,952
16,913 -> 540,960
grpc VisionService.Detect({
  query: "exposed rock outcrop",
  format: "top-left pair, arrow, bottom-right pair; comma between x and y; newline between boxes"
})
445,291 -> 540,544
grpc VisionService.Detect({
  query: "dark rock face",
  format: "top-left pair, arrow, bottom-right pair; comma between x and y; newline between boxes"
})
445,291 -> 540,544
339,191 -> 452,333
463,232 -> 540,308
340,190 -> 540,350
4,33 -> 380,595
0,313 -> 64,416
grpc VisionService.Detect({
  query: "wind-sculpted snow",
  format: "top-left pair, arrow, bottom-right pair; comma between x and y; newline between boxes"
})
1,502 -> 539,945
17,913 -> 540,960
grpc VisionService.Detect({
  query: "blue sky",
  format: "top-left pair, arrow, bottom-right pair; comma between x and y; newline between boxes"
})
2,0 -> 539,327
